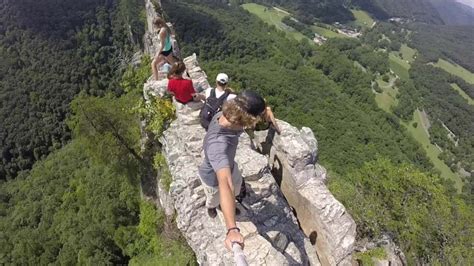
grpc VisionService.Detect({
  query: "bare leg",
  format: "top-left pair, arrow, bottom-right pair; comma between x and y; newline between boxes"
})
151,55 -> 160,80
151,54 -> 167,80
165,54 -> 176,65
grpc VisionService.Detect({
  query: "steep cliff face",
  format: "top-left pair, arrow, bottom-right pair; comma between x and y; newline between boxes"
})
142,0 -> 358,265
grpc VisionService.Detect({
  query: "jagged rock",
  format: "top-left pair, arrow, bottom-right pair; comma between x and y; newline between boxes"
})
157,182 -> 175,216
153,54 -> 320,264
183,53 -> 212,92
355,235 -> 407,266
251,121 -> 356,265
144,1 -> 359,265
143,78 -> 168,101
266,231 -> 288,251
314,163 -> 328,184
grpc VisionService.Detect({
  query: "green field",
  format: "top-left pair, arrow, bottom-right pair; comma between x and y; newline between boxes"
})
351,9 -> 374,29
399,44 -> 416,63
374,77 -> 398,112
389,53 -> 410,80
387,44 -> 416,80
451,83 -> 474,105
311,25 -> 347,38
434,59 -> 474,84
401,110 -> 463,191
241,3 -> 308,41
373,76 -> 464,191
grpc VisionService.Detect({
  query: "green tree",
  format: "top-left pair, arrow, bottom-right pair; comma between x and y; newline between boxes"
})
330,158 -> 474,264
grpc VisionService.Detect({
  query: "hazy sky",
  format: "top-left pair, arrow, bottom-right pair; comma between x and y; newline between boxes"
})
456,0 -> 474,8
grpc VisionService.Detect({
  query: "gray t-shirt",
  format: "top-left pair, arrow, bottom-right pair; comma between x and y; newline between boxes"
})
198,112 -> 243,187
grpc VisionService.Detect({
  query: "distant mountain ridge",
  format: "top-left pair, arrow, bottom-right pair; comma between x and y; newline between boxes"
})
353,0 -> 474,25
430,0 -> 474,25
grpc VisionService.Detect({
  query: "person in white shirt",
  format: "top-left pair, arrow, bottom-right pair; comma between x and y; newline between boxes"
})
205,73 -> 236,101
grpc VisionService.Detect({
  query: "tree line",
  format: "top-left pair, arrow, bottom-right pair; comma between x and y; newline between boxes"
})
0,0 -> 145,180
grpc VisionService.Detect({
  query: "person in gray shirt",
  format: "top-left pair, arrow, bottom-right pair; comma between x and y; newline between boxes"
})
198,90 -> 279,251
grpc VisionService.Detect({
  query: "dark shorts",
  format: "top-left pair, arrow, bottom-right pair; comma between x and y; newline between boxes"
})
160,49 -> 172,56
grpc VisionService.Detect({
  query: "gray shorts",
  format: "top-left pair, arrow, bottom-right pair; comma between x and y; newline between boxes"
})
201,162 -> 242,209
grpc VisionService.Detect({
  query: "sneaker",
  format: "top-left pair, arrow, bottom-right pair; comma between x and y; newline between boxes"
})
207,208 -> 217,218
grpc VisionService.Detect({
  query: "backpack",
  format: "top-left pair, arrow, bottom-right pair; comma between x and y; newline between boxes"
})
200,88 -> 230,130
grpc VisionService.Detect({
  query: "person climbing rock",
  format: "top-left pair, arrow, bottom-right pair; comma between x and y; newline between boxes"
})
198,90 -> 279,251
200,73 -> 236,130
167,61 -> 203,104
151,17 -> 176,80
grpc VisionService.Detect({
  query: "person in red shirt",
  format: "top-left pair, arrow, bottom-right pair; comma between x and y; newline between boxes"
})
167,62 -> 202,104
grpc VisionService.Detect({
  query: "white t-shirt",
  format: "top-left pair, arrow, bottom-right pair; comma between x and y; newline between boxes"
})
205,87 -> 236,101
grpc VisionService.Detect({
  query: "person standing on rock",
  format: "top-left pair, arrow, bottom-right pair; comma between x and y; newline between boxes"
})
151,17 -> 176,80
198,90 -> 278,250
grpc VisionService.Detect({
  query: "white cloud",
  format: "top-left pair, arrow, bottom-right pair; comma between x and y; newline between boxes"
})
456,0 -> 474,8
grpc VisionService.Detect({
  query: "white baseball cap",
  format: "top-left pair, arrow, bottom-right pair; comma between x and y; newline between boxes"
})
216,73 -> 229,84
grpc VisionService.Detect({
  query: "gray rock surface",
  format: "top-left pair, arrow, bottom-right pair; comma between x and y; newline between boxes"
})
252,121 -> 356,265
158,108 -> 321,265
143,1 -> 360,265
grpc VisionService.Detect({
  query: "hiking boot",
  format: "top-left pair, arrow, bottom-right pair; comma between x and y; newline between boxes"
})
207,207 -> 217,218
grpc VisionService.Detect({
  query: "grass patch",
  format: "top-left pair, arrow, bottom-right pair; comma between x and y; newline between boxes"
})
374,77 -> 399,112
311,25 -> 347,38
389,53 -> 410,80
399,44 -> 416,63
350,9 -> 375,29
401,110 -> 463,192
450,83 -> 474,105
241,3 -> 308,41
355,247 -> 386,266
434,59 -> 474,84
154,153 -> 172,191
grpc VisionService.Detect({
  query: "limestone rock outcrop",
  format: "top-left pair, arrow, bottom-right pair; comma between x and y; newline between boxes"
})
142,0 -> 357,265
153,59 -> 320,265
252,123 -> 356,265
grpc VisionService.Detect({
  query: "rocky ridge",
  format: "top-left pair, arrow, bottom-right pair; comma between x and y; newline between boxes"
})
142,0 -> 359,265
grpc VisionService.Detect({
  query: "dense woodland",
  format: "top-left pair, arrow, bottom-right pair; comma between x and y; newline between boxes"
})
1,0 -> 194,264
161,0 -> 473,262
0,0 -> 144,180
405,63 -> 474,183
327,21 -> 474,193
1,0 -> 473,264
408,23 -> 474,72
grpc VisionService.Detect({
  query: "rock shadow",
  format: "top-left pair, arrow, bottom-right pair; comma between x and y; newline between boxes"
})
236,178 -> 312,265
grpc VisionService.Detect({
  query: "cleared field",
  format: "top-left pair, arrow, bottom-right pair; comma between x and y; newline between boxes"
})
451,83 -> 474,105
389,53 -> 410,80
402,110 -> 463,192
374,77 -> 398,112
399,44 -> 416,63
241,3 -> 307,41
434,59 -> 474,84
311,25 -> 346,38
373,77 -> 464,191
351,9 -> 374,28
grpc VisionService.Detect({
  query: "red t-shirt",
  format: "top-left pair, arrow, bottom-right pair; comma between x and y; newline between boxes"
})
167,78 -> 195,104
